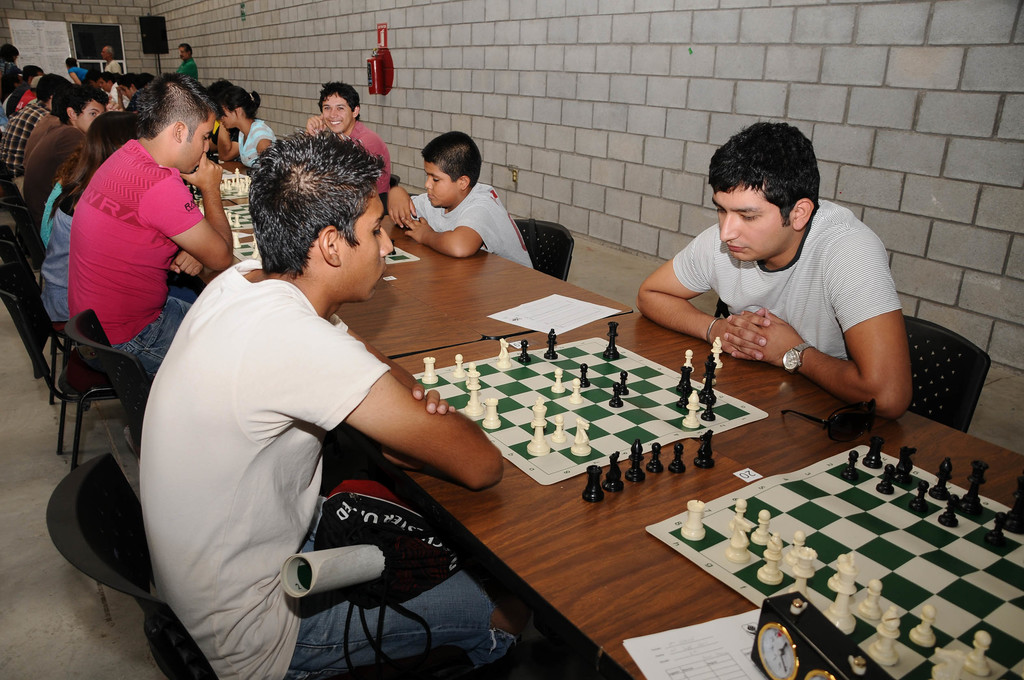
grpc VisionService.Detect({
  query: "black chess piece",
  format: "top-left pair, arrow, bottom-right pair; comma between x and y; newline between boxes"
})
958,459 -> 988,516
1003,474 -> 1024,534
676,365 -> 693,395
544,328 -> 558,360
579,363 -> 591,388
937,495 -> 960,527
909,479 -> 931,513
895,446 -> 916,485
929,457 -> 953,501
700,398 -> 716,421
694,430 -> 714,468
646,442 -> 664,473
985,511 -> 1007,547
516,339 -> 531,364
841,450 -> 860,481
676,390 -> 689,409
863,435 -> 884,469
603,321 -> 620,360
582,465 -> 604,502
618,370 -> 629,395
609,383 -> 624,408
668,441 -> 686,474
876,464 -> 896,495
602,452 -> 624,492
625,448 -> 645,483
699,367 -> 716,405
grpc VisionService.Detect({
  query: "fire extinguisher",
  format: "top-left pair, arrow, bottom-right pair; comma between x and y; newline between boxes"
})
367,47 -> 393,95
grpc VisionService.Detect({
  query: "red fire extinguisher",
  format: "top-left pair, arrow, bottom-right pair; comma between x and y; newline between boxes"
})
367,46 -> 393,95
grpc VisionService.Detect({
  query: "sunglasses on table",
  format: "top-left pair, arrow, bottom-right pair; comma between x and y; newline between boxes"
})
781,399 -> 876,442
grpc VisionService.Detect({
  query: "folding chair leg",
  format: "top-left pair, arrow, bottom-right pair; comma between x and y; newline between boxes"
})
56,400 -> 68,455
70,400 -> 86,470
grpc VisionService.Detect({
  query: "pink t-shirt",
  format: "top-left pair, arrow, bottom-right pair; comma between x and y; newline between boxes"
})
68,140 -> 203,343
349,120 -> 391,195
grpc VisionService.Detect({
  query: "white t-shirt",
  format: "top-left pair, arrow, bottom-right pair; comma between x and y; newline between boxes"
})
673,200 -> 901,359
140,260 -> 388,679
412,182 -> 533,268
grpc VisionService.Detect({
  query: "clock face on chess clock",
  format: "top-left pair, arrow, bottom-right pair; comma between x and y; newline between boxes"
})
757,622 -> 798,680
805,671 -> 837,680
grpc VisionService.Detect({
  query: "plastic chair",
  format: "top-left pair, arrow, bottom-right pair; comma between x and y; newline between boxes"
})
0,196 -> 45,277
0,262 -> 115,468
905,316 -> 991,432
0,177 -> 25,205
65,309 -> 152,457
514,218 -> 575,280
46,453 -> 218,680
0,222 -> 34,281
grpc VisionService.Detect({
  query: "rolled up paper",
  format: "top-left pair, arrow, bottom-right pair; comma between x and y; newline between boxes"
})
280,545 -> 385,598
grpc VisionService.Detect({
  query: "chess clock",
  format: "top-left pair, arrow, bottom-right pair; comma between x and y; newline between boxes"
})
751,592 -> 894,680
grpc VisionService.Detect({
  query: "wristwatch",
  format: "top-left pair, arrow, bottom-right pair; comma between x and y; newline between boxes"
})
783,342 -> 813,373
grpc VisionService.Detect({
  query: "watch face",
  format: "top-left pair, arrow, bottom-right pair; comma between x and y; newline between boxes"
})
783,349 -> 798,371
805,671 -> 835,680
758,622 -> 798,680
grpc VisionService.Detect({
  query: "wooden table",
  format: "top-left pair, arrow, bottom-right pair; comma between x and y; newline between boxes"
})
387,314 -> 1022,680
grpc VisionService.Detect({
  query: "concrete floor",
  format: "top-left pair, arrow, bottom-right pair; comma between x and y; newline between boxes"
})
1,232 -> 1020,679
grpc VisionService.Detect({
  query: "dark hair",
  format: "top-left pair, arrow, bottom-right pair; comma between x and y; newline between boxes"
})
708,122 -> 819,222
218,86 -> 261,120
206,79 -> 234,100
135,73 -> 216,141
83,69 -> 101,85
421,131 -> 482,187
0,44 -> 18,62
1,73 -> 20,101
132,73 -> 154,90
97,71 -> 118,84
179,43 -> 192,54
22,65 -> 43,82
318,81 -> 360,120
65,57 -> 78,67
54,84 -> 109,124
249,132 -> 382,275
36,74 -> 72,105
53,111 -> 138,216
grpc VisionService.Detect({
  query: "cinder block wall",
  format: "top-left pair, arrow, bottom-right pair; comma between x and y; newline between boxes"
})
3,1 -> 1022,370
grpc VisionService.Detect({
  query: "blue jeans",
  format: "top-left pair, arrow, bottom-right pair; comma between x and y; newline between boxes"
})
114,296 -> 191,377
285,532 -> 516,679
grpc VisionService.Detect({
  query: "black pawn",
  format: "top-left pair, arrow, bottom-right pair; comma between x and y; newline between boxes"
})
602,321 -> 620,360
929,457 -> 953,501
625,448 -> 645,483
841,450 -> 860,481
676,365 -> 693,395
895,446 -> 916,485
618,370 -> 629,395
602,453 -> 624,492
700,396 -> 716,422
609,383 -> 624,408
646,442 -> 664,473
1004,475 -> 1024,534
694,430 -> 714,468
579,363 -> 591,388
937,495 -> 960,527
863,436 -> 884,469
909,479 -> 931,513
544,329 -> 558,360
668,441 -> 686,474
985,511 -> 1007,547
582,465 -> 604,502
958,459 -> 988,516
876,464 -> 896,495
516,339 -> 531,364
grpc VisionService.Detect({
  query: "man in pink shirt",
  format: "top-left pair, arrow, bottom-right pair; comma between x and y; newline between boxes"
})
68,73 -> 234,375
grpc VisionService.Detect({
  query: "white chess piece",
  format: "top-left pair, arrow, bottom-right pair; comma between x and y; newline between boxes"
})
232,231 -> 241,248
422,357 -> 438,384
931,647 -> 967,680
527,422 -> 550,456
568,377 -> 583,404
750,509 -> 771,545
964,630 -> 992,676
867,606 -> 901,666
757,532 -> 784,585
857,579 -> 884,620
551,367 -> 565,394
452,354 -> 466,379
785,530 -> 806,568
684,349 -> 693,369
712,336 -> 723,370
531,396 -> 547,428
496,338 -> 511,369
681,500 -> 706,541
551,413 -> 567,443
909,604 -> 937,647
788,545 -> 817,597
682,390 -> 701,429
463,383 -> 484,417
466,362 -> 480,390
482,397 -> 500,429
825,553 -> 858,634
827,553 -> 851,592
570,418 -> 591,456
725,499 -> 755,563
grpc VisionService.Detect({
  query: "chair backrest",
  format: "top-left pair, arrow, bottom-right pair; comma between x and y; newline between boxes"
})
0,261 -> 55,381
0,178 -> 25,205
0,222 -> 34,277
905,316 -> 991,432
514,218 -> 575,280
66,309 -> 152,456
0,197 -> 45,270
46,453 -> 217,680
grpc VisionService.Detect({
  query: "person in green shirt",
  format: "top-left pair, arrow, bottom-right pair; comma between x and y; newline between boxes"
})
176,43 -> 198,79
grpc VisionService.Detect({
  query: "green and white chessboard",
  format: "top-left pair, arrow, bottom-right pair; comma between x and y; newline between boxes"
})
220,173 -> 250,199
415,337 -> 768,486
647,448 -> 1024,680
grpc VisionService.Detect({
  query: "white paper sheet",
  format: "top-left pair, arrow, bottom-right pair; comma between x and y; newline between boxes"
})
487,294 -> 624,334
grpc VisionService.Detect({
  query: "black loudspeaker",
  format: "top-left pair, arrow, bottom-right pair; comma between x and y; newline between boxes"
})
139,16 -> 168,54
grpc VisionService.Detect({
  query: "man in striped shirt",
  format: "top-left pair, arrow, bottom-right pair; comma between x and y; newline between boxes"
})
638,122 -> 911,419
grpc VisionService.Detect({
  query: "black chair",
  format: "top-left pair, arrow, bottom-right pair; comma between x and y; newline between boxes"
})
0,262 -> 116,468
514,218 -> 575,281
905,316 -> 990,432
0,196 -> 45,276
0,221 -> 34,281
0,177 -> 25,205
46,453 -> 218,680
65,309 -> 152,457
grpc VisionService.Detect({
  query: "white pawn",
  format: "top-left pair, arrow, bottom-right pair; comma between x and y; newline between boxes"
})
527,422 -> 550,456
551,413 -> 567,443
964,630 -> 992,677
570,418 -> 591,456
551,367 -> 565,393
482,397 -> 501,429
757,532 -> 784,585
684,349 -> 693,369
909,604 -> 937,647
827,553 -> 852,592
232,231 -> 241,248
785,530 -> 806,568
466,362 -> 480,390
931,647 -> 967,680
789,545 -> 817,597
531,396 -> 547,428
857,579 -> 884,620
750,509 -> 771,545
568,377 -> 583,404
422,357 -> 438,384
682,390 -> 701,429
867,606 -> 901,666
681,500 -> 706,541
452,353 -> 466,379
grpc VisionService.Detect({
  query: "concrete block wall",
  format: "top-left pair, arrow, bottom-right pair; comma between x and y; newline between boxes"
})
3,1 -> 1023,371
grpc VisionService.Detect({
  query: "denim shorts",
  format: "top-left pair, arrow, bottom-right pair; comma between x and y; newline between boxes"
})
114,295 -> 191,377
285,531 -> 516,679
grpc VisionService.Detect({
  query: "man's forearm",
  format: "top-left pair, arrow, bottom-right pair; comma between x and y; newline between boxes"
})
792,348 -> 909,420
638,291 -> 718,344
198,188 -> 232,248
